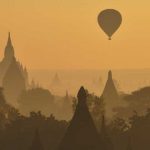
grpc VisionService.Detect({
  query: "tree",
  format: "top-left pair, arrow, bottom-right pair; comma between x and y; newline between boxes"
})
18,88 -> 55,116
114,86 -> 150,119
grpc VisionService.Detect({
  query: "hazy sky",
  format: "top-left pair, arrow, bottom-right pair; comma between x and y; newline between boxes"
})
0,0 -> 150,70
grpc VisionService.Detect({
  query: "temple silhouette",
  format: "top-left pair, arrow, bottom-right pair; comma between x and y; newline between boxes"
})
101,70 -> 119,118
60,91 -> 72,120
58,86 -> 101,150
0,33 -> 28,105
2,57 -> 26,106
51,73 -> 61,86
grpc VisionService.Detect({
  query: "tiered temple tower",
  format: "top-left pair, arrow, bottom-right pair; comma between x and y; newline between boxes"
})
0,33 -> 28,85
58,86 -> 101,150
2,57 -> 26,106
0,33 -> 15,84
0,33 -> 28,105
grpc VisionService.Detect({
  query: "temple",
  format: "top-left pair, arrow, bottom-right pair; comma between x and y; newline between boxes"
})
0,33 -> 28,105
58,86 -> 101,150
101,70 -> 119,118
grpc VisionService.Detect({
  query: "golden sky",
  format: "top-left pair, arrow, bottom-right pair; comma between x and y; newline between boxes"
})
0,0 -> 150,70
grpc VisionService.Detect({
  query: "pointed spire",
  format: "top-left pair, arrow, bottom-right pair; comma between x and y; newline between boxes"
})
108,70 -> 112,80
4,32 -> 14,58
51,73 -> 61,86
58,86 -> 101,150
101,70 -> 119,118
77,86 -> 87,104
7,32 -> 12,46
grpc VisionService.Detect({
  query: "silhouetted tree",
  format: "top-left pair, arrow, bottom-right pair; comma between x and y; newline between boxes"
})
0,111 -> 68,150
109,118 -> 129,136
100,115 -> 114,150
59,91 -> 73,120
114,86 -> 150,119
18,88 -> 55,116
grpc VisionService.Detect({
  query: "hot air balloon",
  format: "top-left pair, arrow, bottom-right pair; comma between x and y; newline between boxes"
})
98,9 -> 122,40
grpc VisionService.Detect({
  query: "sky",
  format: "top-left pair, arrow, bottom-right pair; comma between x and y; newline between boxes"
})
0,0 -> 150,70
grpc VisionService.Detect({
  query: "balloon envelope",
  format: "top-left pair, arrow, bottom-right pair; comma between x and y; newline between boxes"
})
98,9 -> 122,40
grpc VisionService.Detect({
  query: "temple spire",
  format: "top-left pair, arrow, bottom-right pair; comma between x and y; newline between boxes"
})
101,70 -> 119,118
108,70 -> 112,80
7,32 -> 12,46
77,86 -> 87,105
4,32 -> 14,59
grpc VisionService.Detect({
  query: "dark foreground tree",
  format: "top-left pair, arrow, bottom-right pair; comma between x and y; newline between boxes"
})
18,88 -> 55,116
100,115 -> 114,150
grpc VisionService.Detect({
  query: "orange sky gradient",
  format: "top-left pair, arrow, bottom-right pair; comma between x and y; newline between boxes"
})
0,0 -> 150,70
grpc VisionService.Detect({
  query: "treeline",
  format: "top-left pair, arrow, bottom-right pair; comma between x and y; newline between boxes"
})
0,111 -> 67,150
1,86 -> 150,150
1,104 -> 150,150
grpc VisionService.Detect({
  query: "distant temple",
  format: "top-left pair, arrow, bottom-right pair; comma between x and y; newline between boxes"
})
51,73 -> 61,86
60,91 -> 73,120
101,70 -> 119,118
0,33 -> 28,105
58,86 -> 101,150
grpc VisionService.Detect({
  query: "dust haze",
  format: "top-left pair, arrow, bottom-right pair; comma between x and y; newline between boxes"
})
0,1 -> 150,150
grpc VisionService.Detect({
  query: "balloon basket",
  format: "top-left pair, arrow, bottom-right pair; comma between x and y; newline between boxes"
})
108,37 -> 111,40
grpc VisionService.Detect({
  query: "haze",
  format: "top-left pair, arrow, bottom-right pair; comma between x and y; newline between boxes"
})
0,0 -> 150,70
